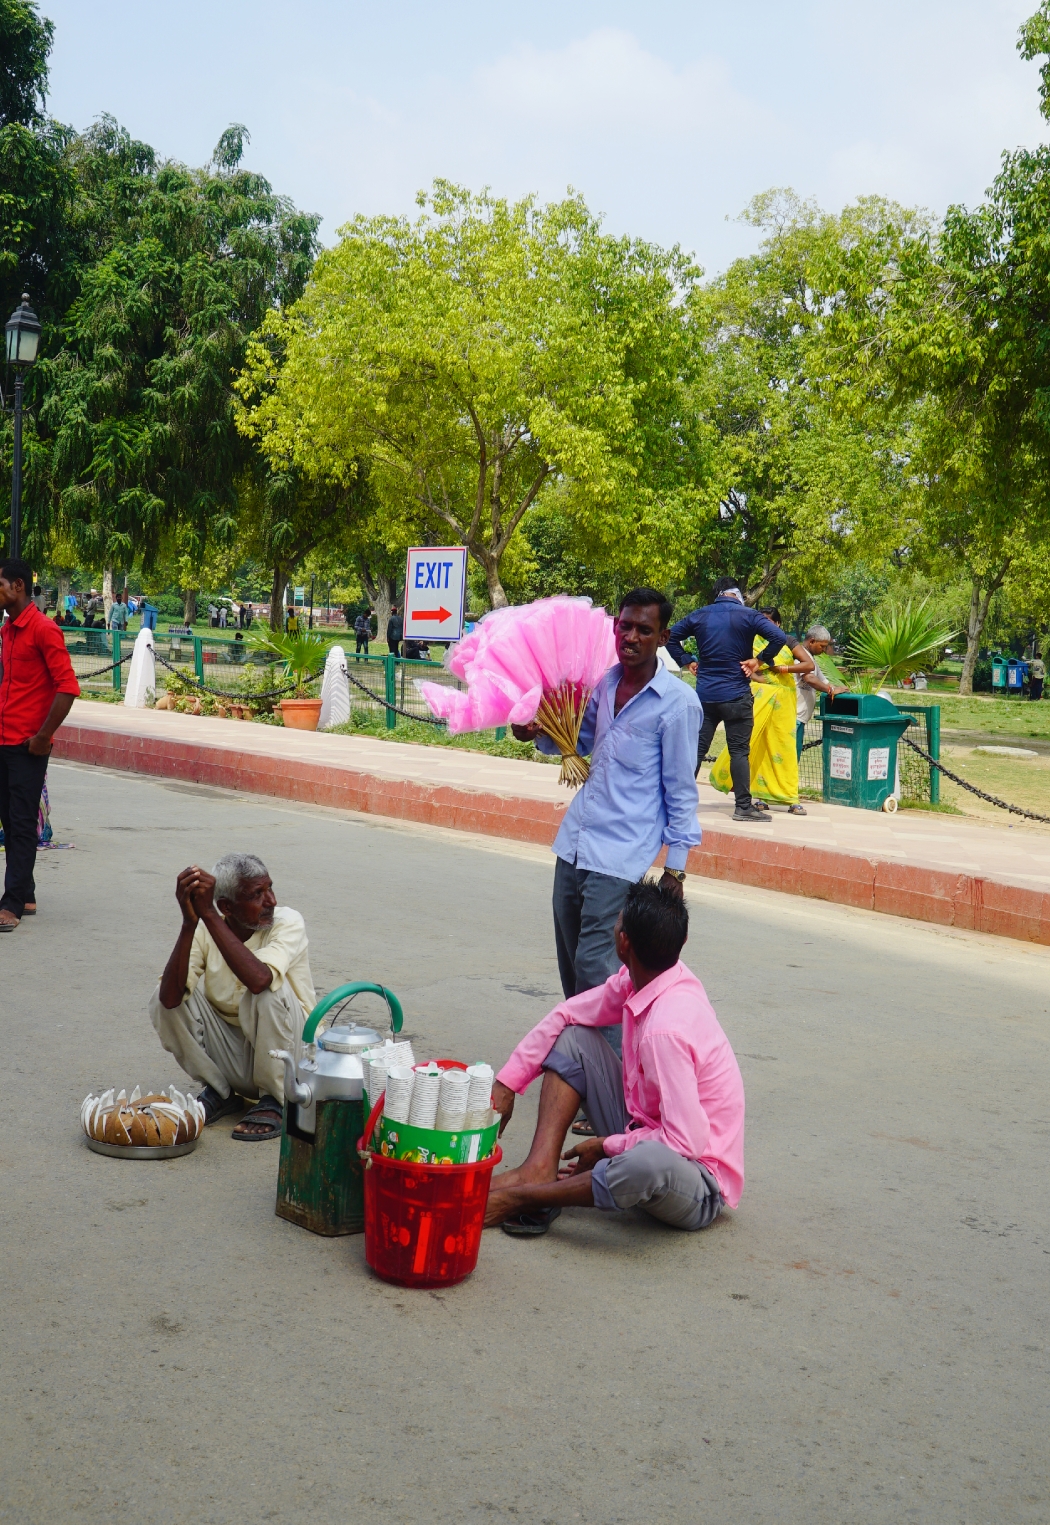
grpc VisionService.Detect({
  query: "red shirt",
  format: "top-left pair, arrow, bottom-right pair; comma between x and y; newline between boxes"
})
0,603 -> 81,746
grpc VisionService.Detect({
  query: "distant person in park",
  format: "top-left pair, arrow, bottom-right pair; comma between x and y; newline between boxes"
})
354,608 -> 372,654
666,577 -> 813,823
512,589 -> 701,1024
242,602 -> 253,629
218,604 -> 228,629
1029,651 -> 1045,701
286,608 -> 300,635
108,590 -> 129,632
32,584 -> 47,613
387,605 -> 403,655
485,880 -> 745,1237
708,606 -> 820,818
0,557 -> 81,930
794,625 -> 846,754
150,853 -> 316,1141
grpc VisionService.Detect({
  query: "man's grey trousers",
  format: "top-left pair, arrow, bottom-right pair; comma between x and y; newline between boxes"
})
553,856 -> 632,1059
149,983 -> 304,1104
543,1024 -> 724,1232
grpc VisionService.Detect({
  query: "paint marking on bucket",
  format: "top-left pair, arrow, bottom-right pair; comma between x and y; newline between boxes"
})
413,1212 -> 432,1273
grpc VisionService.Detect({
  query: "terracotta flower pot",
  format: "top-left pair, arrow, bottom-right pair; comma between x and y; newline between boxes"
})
280,697 -> 323,731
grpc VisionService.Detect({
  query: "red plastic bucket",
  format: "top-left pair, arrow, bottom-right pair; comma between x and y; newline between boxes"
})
357,1076 -> 501,1289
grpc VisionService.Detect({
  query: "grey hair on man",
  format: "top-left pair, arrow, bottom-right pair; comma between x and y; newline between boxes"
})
212,852 -> 269,904
805,625 -> 832,644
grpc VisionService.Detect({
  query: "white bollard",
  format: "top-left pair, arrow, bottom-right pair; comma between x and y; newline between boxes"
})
123,626 -> 156,708
318,644 -> 351,729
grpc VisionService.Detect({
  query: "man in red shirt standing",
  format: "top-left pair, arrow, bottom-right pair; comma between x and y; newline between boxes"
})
0,559 -> 81,930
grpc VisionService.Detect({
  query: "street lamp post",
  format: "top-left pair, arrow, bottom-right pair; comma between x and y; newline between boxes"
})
4,294 -> 42,560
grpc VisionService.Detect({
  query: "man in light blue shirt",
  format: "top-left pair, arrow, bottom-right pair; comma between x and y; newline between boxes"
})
513,588 -> 702,1004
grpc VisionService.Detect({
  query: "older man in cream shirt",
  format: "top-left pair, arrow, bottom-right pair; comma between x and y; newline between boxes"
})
150,853 -> 315,1141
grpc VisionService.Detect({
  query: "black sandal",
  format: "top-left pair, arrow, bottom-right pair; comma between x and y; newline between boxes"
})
231,1094 -> 283,1142
197,1085 -> 243,1125
571,1118 -> 596,1136
501,1207 -> 562,1237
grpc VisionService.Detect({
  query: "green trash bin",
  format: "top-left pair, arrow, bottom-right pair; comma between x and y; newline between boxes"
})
991,655 -> 1008,691
821,692 -> 913,812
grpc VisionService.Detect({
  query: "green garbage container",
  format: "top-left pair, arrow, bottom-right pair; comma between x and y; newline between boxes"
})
821,693 -> 913,812
992,655 -> 1008,691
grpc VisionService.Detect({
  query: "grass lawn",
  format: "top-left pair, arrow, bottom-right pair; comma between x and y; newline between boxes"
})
936,744 -> 1050,827
922,691 -> 1050,742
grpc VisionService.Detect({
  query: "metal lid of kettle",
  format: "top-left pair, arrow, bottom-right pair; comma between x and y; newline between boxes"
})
316,1023 -> 382,1054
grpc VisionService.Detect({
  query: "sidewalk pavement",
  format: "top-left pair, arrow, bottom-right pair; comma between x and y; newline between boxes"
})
52,700 -> 1050,946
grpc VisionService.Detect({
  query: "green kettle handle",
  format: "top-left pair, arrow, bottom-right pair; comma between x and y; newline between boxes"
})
301,982 -> 403,1043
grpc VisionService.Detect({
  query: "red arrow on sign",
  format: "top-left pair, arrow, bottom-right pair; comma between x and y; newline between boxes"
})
413,606 -> 452,622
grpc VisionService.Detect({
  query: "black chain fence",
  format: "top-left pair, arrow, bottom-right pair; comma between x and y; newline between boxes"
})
901,736 -> 1050,826
343,663 -> 446,726
153,650 -> 302,701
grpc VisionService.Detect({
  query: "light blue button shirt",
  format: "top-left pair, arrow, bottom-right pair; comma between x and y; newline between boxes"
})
540,662 -> 703,881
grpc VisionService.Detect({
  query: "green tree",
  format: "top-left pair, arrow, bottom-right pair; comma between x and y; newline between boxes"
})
819,155 -> 1050,690
0,0 -> 75,318
694,191 -> 919,607
36,120 -> 319,595
238,182 -> 710,608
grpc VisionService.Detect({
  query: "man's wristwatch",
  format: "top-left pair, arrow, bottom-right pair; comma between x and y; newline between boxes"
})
664,868 -> 686,883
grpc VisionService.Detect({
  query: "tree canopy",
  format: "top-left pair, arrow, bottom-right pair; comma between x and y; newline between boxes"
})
237,182 -> 712,606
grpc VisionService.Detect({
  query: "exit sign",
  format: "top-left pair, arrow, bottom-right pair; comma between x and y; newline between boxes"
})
402,547 -> 468,641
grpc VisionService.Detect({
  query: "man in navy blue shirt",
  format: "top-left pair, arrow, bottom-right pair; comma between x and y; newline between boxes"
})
666,577 -> 813,823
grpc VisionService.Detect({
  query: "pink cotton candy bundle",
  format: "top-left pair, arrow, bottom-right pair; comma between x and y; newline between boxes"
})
415,597 -> 616,786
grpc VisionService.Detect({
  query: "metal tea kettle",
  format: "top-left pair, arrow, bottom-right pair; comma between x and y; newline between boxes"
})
271,981 -> 403,1134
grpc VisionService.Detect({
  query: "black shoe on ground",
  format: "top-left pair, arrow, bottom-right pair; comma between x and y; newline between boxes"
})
733,805 -> 773,822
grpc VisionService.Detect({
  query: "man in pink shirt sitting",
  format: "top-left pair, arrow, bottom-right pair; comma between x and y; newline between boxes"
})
487,880 -> 745,1236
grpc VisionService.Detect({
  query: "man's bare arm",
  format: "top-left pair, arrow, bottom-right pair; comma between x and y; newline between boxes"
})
190,870 -> 273,993
158,868 -> 203,1009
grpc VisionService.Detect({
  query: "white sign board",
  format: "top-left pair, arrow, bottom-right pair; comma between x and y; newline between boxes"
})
829,746 -> 852,780
403,547 -> 468,641
867,746 -> 890,781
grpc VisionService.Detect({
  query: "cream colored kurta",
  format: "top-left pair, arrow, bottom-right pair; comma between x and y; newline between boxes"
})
184,906 -> 316,1025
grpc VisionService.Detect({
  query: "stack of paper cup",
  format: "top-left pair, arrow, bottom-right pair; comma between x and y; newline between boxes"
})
364,1039 -> 415,1069
435,1067 -> 470,1132
408,1063 -> 442,1129
363,1041 -> 416,1110
366,1057 -> 389,1115
383,1065 -> 415,1124
464,1062 -> 494,1130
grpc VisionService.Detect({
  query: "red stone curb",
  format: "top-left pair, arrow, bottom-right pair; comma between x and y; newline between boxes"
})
52,722 -> 1050,948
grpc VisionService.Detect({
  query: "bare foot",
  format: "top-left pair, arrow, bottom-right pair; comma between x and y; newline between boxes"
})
489,1161 -> 555,1194
0,910 -> 19,930
485,1185 -> 527,1227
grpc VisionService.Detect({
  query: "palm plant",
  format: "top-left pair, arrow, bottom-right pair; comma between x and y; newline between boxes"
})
846,600 -> 957,688
250,630 -> 328,697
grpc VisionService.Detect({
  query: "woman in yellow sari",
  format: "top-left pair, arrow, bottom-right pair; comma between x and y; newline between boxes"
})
709,608 -> 808,815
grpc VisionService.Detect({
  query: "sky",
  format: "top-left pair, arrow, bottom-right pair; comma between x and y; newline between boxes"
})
38,0 -> 1050,275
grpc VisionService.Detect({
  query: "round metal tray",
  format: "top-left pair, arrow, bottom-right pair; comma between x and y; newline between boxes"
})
85,1135 -> 200,1160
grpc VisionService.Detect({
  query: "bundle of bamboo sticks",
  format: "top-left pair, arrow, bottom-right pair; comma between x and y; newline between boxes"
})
536,681 -> 591,788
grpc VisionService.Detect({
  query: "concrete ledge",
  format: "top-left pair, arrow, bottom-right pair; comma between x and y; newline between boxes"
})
52,721 -> 1050,948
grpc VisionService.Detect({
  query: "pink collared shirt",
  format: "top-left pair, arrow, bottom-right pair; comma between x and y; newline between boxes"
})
496,961 -> 745,1208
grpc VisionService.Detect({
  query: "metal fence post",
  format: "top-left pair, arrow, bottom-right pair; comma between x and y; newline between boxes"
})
928,704 -> 941,805
112,630 -> 122,694
193,635 -> 204,685
384,654 -> 397,729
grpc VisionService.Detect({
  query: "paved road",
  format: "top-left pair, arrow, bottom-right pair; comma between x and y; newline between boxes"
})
2,761 -> 1048,1524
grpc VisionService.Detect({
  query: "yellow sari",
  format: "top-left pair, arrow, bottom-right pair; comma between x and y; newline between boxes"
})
709,640 -> 800,807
